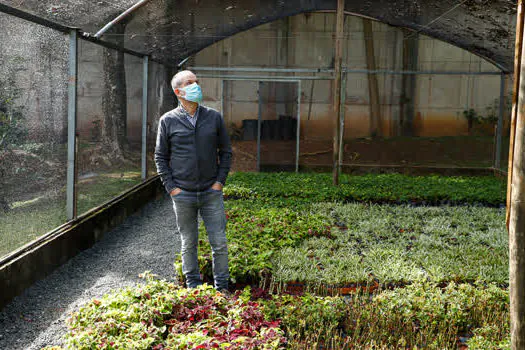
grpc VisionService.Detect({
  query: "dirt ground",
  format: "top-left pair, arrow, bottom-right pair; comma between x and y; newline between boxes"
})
231,136 -> 504,173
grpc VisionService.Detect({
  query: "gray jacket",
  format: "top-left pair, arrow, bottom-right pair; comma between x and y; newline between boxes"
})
154,105 -> 232,193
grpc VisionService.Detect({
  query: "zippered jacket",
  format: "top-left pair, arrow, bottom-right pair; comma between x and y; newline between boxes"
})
154,105 -> 232,193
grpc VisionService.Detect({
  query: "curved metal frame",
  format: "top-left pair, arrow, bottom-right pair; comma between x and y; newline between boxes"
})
94,0 -> 153,39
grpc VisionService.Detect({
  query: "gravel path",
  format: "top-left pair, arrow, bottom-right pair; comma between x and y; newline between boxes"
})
0,196 -> 181,350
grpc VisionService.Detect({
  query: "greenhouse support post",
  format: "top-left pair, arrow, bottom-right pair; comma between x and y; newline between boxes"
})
333,0 -> 344,185
363,18 -> 381,137
257,81 -> 262,172
220,79 -> 225,115
509,54 -> 525,350
141,56 -> 149,180
296,82 -> 301,173
509,1 -> 525,349
508,0 -> 525,229
66,29 -> 78,221
338,72 -> 347,174
495,72 -> 505,169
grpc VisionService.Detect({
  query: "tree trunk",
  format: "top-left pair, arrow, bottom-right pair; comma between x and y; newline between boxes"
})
102,23 -> 128,160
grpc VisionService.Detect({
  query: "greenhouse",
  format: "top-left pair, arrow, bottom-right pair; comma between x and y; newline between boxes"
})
0,0 -> 524,348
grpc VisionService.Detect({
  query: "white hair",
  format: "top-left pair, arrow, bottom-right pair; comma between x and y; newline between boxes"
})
171,70 -> 195,90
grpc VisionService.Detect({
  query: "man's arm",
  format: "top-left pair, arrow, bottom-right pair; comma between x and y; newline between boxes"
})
154,118 -> 177,194
216,114 -> 232,186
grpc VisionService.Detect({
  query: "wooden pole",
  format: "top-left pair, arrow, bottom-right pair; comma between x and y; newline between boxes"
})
400,29 -> 418,136
363,18 -> 381,137
508,0 -> 525,230
333,0 -> 344,185
338,72 -> 347,175
509,2 -> 525,349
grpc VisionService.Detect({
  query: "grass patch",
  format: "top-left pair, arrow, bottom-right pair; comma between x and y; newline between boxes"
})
76,170 -> 142,215
0,199 -> 66,258
271,203 -> 508,287
0,170 -> 142,259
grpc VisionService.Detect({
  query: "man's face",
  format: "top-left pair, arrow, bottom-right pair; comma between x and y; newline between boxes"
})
174,73 -> 199,100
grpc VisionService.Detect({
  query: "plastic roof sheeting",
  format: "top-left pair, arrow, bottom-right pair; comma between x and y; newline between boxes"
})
0,0 -> 517,71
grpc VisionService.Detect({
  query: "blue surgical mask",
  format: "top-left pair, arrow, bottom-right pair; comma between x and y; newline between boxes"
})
179,82 -> 203,104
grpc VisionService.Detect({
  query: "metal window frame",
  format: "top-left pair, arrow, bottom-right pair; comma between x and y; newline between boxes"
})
141,56 -> 149,180
191,65 -> 505,76
494,72 -> 507,170
66,29 -> 78,220
196,67 -> 509,173
217,77 -> 302,172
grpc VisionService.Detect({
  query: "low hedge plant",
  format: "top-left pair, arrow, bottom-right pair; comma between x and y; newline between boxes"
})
225,172 -> 506,206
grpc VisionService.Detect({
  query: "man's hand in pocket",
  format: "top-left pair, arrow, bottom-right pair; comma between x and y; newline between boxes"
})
211,182 -> 223,191
170,188 -> 182,196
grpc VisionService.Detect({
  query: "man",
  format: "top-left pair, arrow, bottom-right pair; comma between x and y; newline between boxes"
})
154,70 -> 232,292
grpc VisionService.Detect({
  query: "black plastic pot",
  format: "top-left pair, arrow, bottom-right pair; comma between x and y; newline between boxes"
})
242,119 -> 258,141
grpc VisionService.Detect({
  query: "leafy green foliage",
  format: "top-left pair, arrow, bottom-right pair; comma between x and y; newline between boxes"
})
56,172 -> 511,348
176,201 -> 332,285
63,273 -> 286,349
375,282 -> 509,335
225,172 -> 506,205
182,178 -> 508,288
52,275 -> 509,350
260,292 -> 346,345
345,282 -> 510,349
467,325 -> 511,349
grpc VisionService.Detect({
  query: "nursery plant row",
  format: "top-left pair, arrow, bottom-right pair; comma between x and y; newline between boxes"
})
45,273 -> 509,349
47,173 -> 510,349
189,199 -> 508,289
225,172 -> 506,206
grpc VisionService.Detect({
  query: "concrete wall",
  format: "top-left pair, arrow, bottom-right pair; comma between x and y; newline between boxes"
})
191,12 -> 508,140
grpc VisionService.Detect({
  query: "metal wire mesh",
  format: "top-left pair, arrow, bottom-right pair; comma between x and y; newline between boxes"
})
0,0 -> 517,71
147,60 -> 176,177
0,3 -> 514,260
0,12 -> 69,259
76,40 -> 143,216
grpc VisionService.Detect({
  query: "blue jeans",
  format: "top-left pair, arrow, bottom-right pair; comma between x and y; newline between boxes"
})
171,187 -> 229,290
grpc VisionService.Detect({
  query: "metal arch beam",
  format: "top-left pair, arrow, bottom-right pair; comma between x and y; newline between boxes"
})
94,0 -> 153,39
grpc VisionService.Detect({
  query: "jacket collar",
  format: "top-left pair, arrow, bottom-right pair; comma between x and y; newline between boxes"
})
176,104 -> 209,130
175,104 -> 198,129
